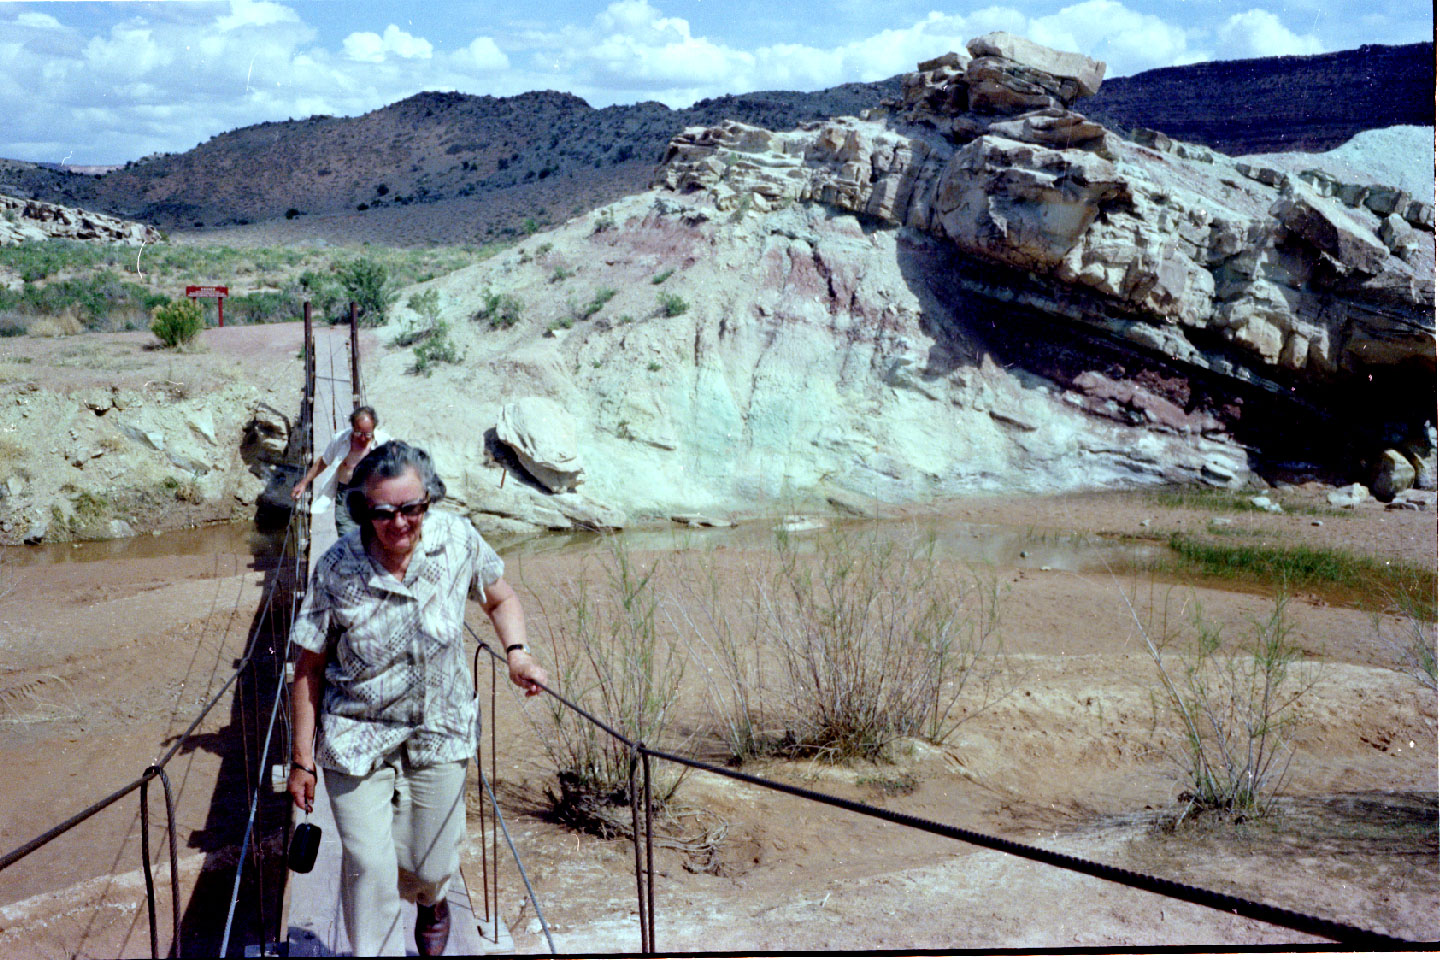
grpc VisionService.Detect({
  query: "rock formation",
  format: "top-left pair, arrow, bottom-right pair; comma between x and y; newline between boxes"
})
0,193 -> 162,245
4,35 -> 1434,542
495,397 -> 585,493
326,35 -> 1435,535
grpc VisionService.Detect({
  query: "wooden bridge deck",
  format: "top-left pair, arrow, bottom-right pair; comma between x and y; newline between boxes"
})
283,327 -> 505,956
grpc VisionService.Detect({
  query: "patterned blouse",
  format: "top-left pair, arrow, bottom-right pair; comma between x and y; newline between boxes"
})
291,509 -> 505,776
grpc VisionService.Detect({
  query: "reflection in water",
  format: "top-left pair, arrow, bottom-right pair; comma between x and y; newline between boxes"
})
4,521 -> 288,568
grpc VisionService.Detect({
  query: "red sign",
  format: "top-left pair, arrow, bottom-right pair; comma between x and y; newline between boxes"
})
185,285 -> 229,298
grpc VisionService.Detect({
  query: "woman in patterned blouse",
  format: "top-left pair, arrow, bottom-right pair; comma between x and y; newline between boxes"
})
286,440 -> 546,956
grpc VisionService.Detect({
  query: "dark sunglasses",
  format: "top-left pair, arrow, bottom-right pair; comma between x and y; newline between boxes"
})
366,497 -> 430,522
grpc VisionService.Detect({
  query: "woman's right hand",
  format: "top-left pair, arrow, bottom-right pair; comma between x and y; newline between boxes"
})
288,764 -> 316,813
291,480 -> 307,502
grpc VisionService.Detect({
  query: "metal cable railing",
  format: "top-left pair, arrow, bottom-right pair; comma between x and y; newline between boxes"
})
0,306 -> 324,958
463,623 -> 1413,951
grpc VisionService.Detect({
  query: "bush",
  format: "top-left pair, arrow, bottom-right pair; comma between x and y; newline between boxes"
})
150,298 -> 204,348
675,525 -> 1008,763
537,541 -> 690,833
336,258 -> 396,326
229,290 -> 298,324
1134,588 -> 1315,819
474,290 -> 523,329
411,319 -> 464,375
578,288 -> 616,320
650,268 -> 674,285
657,291 -> 688,317
297,270 -> 345,321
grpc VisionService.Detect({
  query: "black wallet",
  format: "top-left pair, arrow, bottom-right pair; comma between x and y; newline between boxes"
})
289,821 -> 322,873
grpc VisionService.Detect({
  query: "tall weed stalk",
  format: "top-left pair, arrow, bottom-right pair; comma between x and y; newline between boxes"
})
537,541 -> 690,831
1130,586 -> 1315,819
679,525 -> 1008,762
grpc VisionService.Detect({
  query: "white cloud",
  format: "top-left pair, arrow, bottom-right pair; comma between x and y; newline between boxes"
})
342,24 -> 434,63
1029,0 -> 1192,74
16,12 -> 63,30
216,0 -> 301,32
453,37 -> 508,72
1216,9 -> 1324,59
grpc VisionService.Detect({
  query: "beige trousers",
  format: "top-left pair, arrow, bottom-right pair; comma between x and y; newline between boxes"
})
326,755 -> 468,957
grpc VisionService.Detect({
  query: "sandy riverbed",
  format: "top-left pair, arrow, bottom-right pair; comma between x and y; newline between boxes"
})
0,486 -> 1434,956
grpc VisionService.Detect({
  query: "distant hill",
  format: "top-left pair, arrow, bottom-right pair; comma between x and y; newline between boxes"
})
0,42 -> 1431,246
1084,42 -> 1435,154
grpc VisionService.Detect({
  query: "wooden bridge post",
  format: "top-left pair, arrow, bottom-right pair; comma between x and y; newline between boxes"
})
348,301 -> 361,409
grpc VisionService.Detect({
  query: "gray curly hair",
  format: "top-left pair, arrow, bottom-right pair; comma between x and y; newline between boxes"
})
346,441 -> 446,542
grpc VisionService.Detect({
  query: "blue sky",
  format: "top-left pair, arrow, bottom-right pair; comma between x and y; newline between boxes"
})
2,0 -> 1433,165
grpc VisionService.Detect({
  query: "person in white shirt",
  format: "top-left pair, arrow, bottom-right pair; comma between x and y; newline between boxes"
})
291,406 -> 391,536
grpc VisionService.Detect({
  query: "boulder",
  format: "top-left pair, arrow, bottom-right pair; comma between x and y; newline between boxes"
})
965,56 -> 1079,115
1327,482 -> 1372,507
1367,449 -> 1415,502
1273,178 -> 1390,277
966,32 -> 1107,98
496,397 -> 584,493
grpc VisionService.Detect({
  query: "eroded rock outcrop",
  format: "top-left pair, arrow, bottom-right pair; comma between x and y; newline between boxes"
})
339,36 -> 1435,535
653,34 -> 1433,500
496,397 -> 585,493
0,193 -> 162,245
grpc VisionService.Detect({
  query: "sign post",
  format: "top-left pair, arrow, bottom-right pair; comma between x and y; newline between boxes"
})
185,285 -> 229,327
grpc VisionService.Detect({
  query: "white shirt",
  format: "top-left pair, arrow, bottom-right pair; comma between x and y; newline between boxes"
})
310,425 -> 391,514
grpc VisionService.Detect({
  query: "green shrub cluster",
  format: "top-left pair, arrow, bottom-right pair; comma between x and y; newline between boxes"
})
0,273 -> 168,332
150,298 -> 204,348
578,287 -> 616,320
412,319 -> 464,375
656,291 -> 688,317
336,258 -> 396,326
474,289 -> 523,329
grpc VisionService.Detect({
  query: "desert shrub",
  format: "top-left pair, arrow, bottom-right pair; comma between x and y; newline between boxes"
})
474,290 -> 522,329
650,268 -> 674,285
335,258 -> 396,326
656,291 -> 688,317
677,526 -> 1008,763
536,541 -> 690,833
1132,588 -> 1315,820
15,273 -> 165,330
150,298 -> 204,348
1374,589 -> 1438,693
297,270 -> 346,320
578,287 -> 616,320
407,289 -> 441,324
411,319 -> 464,375
0,239 -> 118,282
0,313 -> 25,337
229,290 -> 298,324
549,266 -> 573,283
394,290 -> 443,347
28,315 -> 85,338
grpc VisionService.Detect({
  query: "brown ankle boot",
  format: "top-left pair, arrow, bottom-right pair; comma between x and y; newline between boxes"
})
415,898 -> 451,956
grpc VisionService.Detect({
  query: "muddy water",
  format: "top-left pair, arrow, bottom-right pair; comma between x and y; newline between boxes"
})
491,516 -> 1163,573
5,520 -> 287,569
4,513 -> 1160,578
